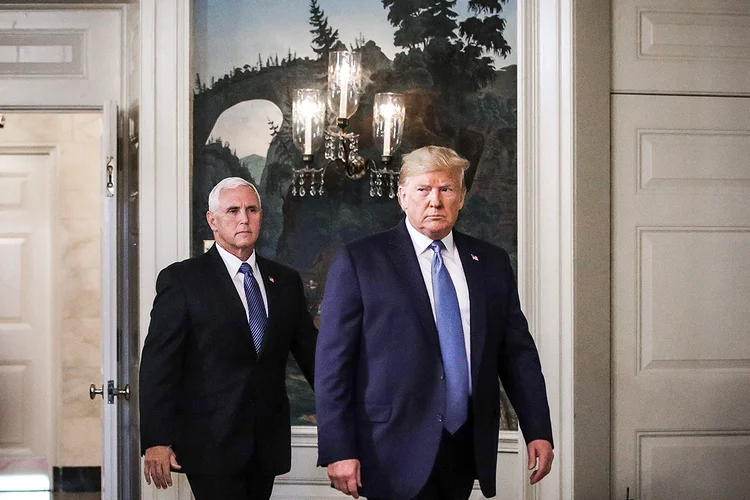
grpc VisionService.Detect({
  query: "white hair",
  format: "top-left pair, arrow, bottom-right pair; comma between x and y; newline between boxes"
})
207,177 -> 262,212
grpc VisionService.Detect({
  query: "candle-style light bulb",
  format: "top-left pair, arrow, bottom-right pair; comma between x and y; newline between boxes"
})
293,88 -> 324,158
373,93 -> 405,160
379,103 -> 396,156
338,60 -> 350,119
301,98 -> 316,155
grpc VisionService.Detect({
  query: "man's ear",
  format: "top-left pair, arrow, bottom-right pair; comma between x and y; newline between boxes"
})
397,186 -> 406,210
206,211 -> 216,231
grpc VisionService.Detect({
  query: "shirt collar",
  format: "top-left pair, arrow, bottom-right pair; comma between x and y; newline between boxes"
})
404,217 -> 456,257
215,242 -> 258,277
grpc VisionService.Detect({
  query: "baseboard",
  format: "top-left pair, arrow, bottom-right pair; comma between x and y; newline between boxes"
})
52,466 -> 101,492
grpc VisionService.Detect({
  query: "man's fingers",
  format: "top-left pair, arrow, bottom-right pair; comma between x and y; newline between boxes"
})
151,464 -> 162,489
156,461 -> 169,489
526,439 -> 554,485
530,463 -> 551,484
537,453 -> 553,482
334,478 -> 350,496
161,460 -> 172,487
327,459 -> 361,497
346,477 -> 359,499
528,449 -> 538,470
146,462 -> 162,488
143,447 -> 178,489
334,477 -> 356,497
147,464 -> 160,489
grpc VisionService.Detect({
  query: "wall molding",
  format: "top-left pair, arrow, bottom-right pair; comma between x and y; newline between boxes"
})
139,0 -> 191,348
518,0 -> 576,499
139,1 -> 192,498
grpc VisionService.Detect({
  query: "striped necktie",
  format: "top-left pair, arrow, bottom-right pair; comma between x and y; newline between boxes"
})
239,262 -> 267,353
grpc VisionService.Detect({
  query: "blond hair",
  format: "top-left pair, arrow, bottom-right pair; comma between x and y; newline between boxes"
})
399,146 -> 468,193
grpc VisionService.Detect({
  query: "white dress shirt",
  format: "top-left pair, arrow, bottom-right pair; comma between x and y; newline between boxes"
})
215,243 -> 269,319
404,218 -> 472,391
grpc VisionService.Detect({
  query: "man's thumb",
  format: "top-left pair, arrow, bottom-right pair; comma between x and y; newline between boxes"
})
528,451 -> 537,470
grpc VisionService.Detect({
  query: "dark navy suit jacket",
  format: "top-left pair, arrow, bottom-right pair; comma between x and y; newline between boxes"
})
139,245 -> 317,476
315,221 -> 553,499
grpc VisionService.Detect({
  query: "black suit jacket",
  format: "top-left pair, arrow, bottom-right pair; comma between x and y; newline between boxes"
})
139,244 -> 317,476
315,221 -> 553,499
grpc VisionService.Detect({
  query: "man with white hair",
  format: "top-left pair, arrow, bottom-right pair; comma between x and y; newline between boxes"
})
140,177 -> 317,499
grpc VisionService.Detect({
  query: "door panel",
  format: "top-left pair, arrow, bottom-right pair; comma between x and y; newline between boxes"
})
0,9 -> 122,107
612,94 -> 750,499
0,148 -> 53,490
612,0 -> 750,95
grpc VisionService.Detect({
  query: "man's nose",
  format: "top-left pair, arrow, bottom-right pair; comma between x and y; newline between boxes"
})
238,209 -> 249,223
427,188 -> 442,206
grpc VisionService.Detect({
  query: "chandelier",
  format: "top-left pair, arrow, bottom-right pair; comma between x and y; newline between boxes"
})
291,50 -> 406,198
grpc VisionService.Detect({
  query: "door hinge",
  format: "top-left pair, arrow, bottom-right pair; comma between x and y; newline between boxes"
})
105,156 -> 115,197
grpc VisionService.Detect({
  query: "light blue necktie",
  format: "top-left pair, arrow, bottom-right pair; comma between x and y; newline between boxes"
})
430,240 -> 469,434
239,262 -> 267,353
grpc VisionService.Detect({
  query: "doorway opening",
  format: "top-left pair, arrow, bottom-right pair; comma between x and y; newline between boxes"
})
0,112 -> 104,495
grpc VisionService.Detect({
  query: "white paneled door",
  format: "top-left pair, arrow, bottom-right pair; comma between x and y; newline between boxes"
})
612,0 -> 750,95
0,146 -> 54,490
612,94 -> 750,499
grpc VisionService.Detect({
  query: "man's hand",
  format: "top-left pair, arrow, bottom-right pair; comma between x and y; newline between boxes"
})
527,439 -> 554,484
328,459 -> 362,498
144,445 -> 181,489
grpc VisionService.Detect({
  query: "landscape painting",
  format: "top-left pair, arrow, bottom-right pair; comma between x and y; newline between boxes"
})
192,0 -> 519,428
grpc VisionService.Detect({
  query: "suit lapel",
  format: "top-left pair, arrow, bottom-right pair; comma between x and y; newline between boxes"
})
205,245 -> 258,363
386,221 -> 442,354
454,232 -> 487,389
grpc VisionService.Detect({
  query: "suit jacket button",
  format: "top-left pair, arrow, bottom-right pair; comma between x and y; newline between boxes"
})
440,373 -> 445,380
437,414 -> 443,422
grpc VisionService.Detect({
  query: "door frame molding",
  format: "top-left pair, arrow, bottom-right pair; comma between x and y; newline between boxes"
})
0,3 -> 134,496
138,0 -> 612,499
517,0 -> 572,496
518,0 -> 611,499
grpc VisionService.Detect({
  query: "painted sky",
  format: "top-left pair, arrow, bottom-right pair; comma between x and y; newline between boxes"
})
194,0 -> 518,82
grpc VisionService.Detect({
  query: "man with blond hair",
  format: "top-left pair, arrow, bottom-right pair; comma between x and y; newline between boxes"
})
316,146 -> 554,500
140,177 -> 317,499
